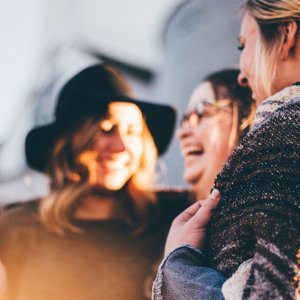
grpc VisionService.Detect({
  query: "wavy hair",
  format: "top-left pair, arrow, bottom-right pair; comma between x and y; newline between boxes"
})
39,66 -> 158,235
39,116 -> 158,235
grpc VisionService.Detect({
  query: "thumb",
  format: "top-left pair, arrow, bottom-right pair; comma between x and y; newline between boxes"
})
174,201 -> 202,224
192,189 -> 221,228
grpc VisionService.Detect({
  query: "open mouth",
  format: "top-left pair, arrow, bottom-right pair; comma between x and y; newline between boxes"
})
183,146 -> 204,157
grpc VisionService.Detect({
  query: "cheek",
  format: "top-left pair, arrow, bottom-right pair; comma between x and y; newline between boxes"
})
128,138 -> 143,162
92,138 -> 107,152
193,121 -> 213,141
207,121 -> 231,153
195,119 -> 222,147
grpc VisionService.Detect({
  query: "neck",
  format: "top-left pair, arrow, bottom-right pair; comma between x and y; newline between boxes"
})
74,191 -> 121,221
272,39 -> 300,97
192,180 -> 211,200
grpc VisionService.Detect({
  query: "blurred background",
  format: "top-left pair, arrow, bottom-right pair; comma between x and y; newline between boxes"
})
0,0 -> 243,205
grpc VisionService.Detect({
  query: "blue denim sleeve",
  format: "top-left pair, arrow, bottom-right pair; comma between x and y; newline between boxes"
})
152,245 -> 227,300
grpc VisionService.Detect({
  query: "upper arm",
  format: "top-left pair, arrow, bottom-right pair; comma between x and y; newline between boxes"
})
212,106 -> 300,298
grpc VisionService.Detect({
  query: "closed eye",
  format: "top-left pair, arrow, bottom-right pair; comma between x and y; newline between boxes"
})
101,126 -> 115,135
99,120 -> 115,135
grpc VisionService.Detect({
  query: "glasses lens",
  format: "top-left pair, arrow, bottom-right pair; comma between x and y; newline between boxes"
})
180,112 -> 202,128
180,99 -> 232,128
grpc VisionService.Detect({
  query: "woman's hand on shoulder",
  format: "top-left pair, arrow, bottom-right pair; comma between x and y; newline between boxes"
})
164,189 -> 220,255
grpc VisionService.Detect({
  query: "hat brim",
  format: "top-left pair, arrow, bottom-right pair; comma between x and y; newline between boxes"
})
25,95 -> 176,172
25,123 -> 61,173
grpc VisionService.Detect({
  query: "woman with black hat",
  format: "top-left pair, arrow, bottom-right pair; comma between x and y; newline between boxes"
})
0,64 -> 190,300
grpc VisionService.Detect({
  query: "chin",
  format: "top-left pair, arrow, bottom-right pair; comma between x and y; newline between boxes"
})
94,177 -> 128,191
183,170 -> 201,186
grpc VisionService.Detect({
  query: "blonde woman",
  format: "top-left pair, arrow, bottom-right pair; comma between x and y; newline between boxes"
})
153,0 -> 300,299
0,65 -> 190,300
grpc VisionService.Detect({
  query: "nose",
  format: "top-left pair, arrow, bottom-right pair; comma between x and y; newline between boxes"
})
238,72 -> 248,87
176,126 -> 192,141
111,131 -> 126,153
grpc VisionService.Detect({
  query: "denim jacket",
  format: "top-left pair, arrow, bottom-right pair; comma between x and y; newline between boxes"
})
152,245 -> 227,300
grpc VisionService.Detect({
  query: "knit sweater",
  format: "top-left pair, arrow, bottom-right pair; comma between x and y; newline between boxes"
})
207,85 -> 300,299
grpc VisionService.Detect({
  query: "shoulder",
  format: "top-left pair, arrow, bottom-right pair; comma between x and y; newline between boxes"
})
154,187 -> 193,220
0,200 -> 39,229
226,98 -> 300,161
253,97 -> 300,138
0,200 -> 42,262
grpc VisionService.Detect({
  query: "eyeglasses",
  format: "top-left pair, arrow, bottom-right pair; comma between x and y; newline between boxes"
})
180,99 -> 232,129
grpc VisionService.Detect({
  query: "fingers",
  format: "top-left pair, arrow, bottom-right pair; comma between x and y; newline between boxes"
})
192,189 -> 221,228
207,189 -> 221,206
174,189 -> 221,225
174,201 -> 201,223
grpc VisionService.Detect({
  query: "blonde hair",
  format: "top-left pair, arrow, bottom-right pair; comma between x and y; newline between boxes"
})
242,0 -> 300,96
214,98 -> 256,152
39,116 -> 158,235
204,69 -> 256,150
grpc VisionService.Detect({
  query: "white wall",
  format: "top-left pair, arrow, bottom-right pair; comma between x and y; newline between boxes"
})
0,0 -> 245,203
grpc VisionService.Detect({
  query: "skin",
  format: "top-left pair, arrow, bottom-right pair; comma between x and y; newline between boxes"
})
0,259 -> 6,296
79,102 -> 143,191
166,11 -> 300,253
0,102 -> 146,291
165,189 -> 220,254
238,12 -> 300,105
177,82 -> 234,199
75,102 -> 144,221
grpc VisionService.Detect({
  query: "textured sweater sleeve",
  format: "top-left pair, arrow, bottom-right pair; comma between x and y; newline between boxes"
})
209,100 -> 300,299
241,104 -> 300,299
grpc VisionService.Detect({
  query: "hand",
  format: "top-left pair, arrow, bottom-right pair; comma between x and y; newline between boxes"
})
164,189 -> 221,255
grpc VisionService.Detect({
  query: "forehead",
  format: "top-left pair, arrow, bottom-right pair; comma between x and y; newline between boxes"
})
106,102 -> 143,124
188,81 -> 215,111
239,12 -> 259,40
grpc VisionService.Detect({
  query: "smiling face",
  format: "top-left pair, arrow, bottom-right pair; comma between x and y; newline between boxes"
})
238,12 -> 268,105
177,82 -> 234,199
79,102 -> 144,191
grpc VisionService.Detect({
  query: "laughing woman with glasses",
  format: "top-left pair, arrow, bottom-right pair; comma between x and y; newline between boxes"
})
177,69 -> 255,200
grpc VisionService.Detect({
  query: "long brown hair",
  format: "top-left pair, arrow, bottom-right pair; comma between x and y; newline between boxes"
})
39,115 -> 158,235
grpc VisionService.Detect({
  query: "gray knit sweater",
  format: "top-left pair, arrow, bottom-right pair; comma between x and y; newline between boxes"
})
207,84 -> 300,299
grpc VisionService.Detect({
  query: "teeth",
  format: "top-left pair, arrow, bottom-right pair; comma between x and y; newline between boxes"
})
182,146 -> 204,156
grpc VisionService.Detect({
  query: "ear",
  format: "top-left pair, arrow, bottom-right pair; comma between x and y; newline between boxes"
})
281,21 -> 298,60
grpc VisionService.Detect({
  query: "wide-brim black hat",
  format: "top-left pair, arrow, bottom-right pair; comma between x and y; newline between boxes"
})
25,64 -> 176,172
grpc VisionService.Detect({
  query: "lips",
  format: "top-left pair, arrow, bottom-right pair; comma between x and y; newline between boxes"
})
182,145 -> 204,157
98,156 -> 131,172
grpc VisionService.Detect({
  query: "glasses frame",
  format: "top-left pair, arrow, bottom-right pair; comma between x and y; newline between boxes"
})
180,99 -> 232,129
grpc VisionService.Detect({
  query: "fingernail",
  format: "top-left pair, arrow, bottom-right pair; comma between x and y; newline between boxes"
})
210,189 -> 220,199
